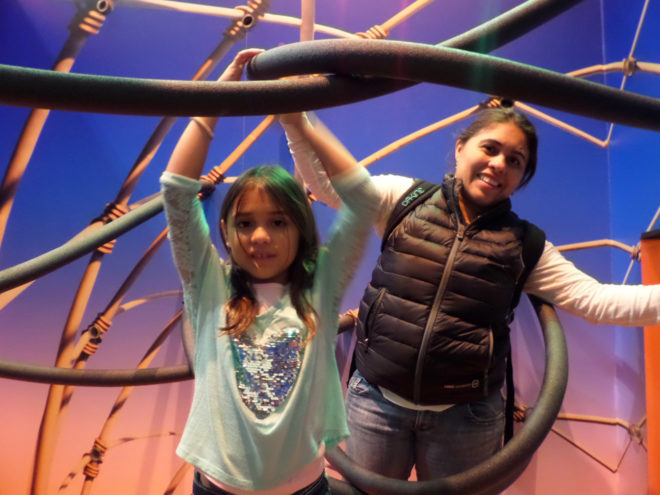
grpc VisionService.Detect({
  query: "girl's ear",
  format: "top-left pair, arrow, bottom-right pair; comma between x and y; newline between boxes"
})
220,219 -> 229,246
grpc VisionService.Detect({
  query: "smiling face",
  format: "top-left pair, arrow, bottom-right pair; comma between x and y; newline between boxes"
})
454,121 -> 529,221
222,186 -> 300,284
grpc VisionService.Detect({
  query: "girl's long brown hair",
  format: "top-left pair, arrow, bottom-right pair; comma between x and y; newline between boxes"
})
219,165 -> 319,339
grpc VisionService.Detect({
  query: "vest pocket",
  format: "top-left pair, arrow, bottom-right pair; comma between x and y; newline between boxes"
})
362,287 -> 386,348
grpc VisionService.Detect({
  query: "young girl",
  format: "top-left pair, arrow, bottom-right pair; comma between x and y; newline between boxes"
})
160,50 -> 379,494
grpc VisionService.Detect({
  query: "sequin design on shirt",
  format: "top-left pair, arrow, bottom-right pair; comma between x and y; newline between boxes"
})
230,327 -> 305,419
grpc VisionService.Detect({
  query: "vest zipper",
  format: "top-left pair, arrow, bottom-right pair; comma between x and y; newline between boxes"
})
413,222 -> 465,403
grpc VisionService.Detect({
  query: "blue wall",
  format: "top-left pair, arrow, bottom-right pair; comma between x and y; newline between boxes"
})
0,1 -> 657,493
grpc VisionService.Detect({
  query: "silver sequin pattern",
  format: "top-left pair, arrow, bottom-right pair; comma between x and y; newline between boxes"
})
231,327 -> 305,419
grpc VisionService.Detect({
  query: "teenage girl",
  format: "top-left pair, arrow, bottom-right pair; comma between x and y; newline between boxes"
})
281,108 -> 660,480
161,50 -> 379,494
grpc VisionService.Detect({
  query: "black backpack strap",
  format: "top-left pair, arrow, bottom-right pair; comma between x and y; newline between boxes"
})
504,346 -> 516,445
381,179 -> 441,251
504,350 -> 515,443
504,220 -> 546,444
507,221 -> 546,324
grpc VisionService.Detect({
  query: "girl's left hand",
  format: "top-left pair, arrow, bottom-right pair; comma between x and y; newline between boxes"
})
219,48 -> 265,82
278,112 -> 306,127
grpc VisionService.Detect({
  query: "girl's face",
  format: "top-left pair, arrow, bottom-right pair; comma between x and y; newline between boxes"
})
222,187 -> 300,284
454,122 -> 529,220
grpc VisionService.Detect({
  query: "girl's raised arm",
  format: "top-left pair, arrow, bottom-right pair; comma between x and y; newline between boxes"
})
279,112 -> 360,180
165,49 -> 264,179
280,113 -> 409,236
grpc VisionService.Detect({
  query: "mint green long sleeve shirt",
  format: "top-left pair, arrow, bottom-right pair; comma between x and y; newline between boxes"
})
160,167 -> 378,491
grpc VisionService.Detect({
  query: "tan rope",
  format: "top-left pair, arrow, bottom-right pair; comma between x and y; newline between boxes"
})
28,5 -> 113,490
212,114 -> 277,177
359,105 -> 482,167
358,0 -> 436,39
515,402 -> 647,473
557,239 -> 637,257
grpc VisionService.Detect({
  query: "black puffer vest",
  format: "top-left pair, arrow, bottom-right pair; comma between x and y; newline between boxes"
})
355,175 -> 539,405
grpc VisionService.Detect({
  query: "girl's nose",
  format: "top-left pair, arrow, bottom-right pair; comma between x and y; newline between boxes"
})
251,226 -> 271,243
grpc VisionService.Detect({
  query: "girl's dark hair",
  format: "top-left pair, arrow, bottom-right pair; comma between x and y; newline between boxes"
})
219,165 -> 319,338
457,107 -> 538,188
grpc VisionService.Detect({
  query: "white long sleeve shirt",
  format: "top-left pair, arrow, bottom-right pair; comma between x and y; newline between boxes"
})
284,118 -> 660,329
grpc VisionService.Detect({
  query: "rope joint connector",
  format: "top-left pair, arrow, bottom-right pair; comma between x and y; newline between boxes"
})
224,1 -> 270,39
83,438 -> 107,479
89,314 -> 111,339
357,25 -> 389,40
622,57 -> 638,77
631,243 -> 641,262
70,0 -> 112,35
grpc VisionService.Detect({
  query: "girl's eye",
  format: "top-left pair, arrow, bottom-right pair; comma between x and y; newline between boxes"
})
236,220 -> 251,229
272,218 -> 287,228
482,144 -> 496,154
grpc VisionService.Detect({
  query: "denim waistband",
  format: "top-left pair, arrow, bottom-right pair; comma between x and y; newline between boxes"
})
192,471 -> 328,495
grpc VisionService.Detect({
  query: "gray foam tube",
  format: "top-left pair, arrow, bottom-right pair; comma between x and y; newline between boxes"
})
325,297 -> 568,495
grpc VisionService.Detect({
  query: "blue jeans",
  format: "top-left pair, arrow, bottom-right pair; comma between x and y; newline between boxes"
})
345,370 -> 505,480
192,471 -> 330,495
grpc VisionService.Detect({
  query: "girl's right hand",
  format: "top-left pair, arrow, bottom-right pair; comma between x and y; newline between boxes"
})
219,48 -> 264,82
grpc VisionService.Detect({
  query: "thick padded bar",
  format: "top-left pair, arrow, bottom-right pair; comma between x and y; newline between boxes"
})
0,195 -> 163,292
325,298 -> 568,495
441,0 -> 583,52
247,39 -> 660,132
2,38 -> 659,130
0,359 -> 192,387
0,0 -> 583,117
0,64 -> 389,116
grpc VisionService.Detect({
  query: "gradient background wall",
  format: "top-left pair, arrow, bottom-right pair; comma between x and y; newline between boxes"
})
0,0 -> 658,493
